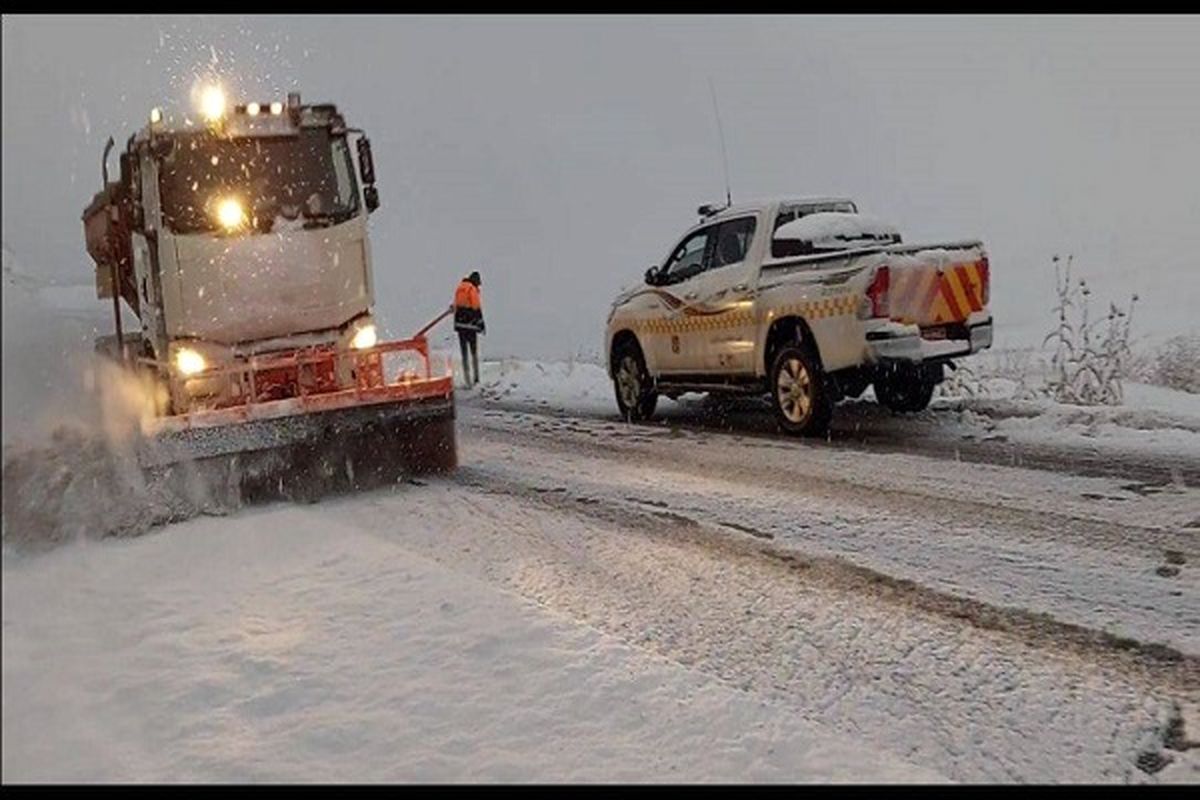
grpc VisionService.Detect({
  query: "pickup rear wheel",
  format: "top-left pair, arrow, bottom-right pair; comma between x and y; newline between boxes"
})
874,369 -> 936,413
613,343 -> 658,422
769,345 -> 832,437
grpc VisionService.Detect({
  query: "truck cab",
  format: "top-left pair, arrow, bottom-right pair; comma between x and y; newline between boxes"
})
84,92 -> 384,415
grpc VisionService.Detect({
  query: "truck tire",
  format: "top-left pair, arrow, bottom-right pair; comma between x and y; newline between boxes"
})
769,345 -> 832,437
612,342 -> 658,422
874,369 -> 936,413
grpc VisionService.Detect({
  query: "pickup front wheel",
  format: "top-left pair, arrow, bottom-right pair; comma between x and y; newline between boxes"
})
769,345 -> 832,437
613,343 -> 658,422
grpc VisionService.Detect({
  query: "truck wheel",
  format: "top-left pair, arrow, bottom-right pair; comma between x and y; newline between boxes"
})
612,343 -> 658,422
769,345 -> 831,436
874,370 -> 936,413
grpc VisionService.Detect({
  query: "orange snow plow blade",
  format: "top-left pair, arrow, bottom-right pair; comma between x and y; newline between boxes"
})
135,336 -> 456,505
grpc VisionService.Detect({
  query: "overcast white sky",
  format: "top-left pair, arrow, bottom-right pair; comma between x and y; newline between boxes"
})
3,15 -> 1198,360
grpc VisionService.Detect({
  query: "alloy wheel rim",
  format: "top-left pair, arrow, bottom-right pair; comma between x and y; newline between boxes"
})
776,357 -> 812,424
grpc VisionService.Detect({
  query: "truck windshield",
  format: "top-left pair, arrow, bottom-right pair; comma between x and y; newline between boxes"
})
158,128 -> 360,234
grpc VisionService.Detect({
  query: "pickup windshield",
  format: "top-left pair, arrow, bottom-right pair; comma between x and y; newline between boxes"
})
158,128 -> 360,234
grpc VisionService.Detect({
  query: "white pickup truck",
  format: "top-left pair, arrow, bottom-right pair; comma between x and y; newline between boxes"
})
604,197 -> 993,435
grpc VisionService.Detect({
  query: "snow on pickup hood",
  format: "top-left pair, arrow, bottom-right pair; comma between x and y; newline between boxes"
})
774,212 -> 900,248
610,278 -> 652,310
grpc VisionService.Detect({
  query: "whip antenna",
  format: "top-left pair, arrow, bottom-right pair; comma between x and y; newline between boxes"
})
708,77 -> 732,209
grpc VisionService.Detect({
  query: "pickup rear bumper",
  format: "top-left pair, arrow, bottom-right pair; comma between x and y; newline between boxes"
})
865,314 -> 993,363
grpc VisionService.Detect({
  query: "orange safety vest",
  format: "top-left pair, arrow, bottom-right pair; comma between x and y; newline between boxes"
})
454,280 -> 481,310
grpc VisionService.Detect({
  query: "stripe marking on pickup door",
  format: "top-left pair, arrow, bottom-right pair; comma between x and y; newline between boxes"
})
635,294 -> 858,335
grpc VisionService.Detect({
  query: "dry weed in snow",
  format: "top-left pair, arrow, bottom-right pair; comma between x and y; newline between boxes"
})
1043,255 -> 1138,406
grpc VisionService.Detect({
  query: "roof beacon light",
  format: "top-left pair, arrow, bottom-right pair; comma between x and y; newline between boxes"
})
200,85 -> 226,122
269,101 -> 284,115
246,102 -> 260,116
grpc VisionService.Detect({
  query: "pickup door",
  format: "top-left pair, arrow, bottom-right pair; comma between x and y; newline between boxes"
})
656,213 -> 763,375
692,214 -> 762,374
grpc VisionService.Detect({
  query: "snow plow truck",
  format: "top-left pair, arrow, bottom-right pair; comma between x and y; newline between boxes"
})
82,89 -> 456,502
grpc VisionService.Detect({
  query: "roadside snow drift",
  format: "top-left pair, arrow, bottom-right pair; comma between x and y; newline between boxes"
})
475,358 -> 620,415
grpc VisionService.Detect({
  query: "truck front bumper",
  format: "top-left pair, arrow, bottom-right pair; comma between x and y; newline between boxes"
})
865,314 -> 993,363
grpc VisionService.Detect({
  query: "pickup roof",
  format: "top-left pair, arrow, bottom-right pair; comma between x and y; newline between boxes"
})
604,197 -> 993,434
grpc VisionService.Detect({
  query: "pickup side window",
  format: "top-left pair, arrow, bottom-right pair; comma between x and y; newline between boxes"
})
710,216 -> 757,271
663,226 -> 715,284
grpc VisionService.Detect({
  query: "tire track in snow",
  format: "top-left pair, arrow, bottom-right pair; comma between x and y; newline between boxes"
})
326,479 -> 1197,783
460,406 -> 1200,656
465,405 -> 1196,558
463,394 -> 1200,486
451,462 -> 1199,683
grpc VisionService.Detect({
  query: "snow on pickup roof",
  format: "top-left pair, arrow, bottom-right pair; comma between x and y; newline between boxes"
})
774,212 -> 899,245
700,197 -> 857,221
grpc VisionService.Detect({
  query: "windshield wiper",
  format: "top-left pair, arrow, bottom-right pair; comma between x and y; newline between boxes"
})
302,209 -> 355,228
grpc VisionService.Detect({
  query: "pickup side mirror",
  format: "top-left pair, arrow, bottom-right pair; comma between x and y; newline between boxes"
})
363,185 -> 380,213
645,264 -> 662,285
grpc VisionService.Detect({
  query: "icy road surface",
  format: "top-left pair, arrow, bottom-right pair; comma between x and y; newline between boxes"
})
4,381 -> 1199,782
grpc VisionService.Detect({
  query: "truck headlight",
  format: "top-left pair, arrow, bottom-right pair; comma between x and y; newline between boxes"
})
215,197 -> 247,231
175,347 -> 207,376
350,324 -> 377,350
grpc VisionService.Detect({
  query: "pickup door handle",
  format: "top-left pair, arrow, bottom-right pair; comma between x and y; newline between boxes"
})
732,283 -> 749,292
683,292 -> 699,300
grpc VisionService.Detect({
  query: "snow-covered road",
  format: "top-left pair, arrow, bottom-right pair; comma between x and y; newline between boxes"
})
4,381 -> 1198,782
3,508 -> 943,783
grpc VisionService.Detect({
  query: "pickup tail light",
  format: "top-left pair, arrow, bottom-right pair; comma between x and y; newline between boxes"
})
977,256 -> 990,306
863,265 -> 890,319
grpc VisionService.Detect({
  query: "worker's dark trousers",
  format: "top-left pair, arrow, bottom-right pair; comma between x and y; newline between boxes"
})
457,330 -> 479,387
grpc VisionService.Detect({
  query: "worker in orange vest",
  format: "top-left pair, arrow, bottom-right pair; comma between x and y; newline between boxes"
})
453,271 -> 485,387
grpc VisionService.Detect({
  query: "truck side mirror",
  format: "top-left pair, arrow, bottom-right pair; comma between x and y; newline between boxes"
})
645,265 -> 660,285
356,136 -> 376,186
363,185 -> 380,213
150,138 -> 173,159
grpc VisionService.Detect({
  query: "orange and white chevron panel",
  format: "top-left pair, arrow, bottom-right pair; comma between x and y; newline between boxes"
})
890,259 -> 988,325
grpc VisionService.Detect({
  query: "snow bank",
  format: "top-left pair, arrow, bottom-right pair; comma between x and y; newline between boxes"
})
936,350 -> 1200,462
475,358 -> 618,414
945,395 -> 1200,467
1,505 -> 945,783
